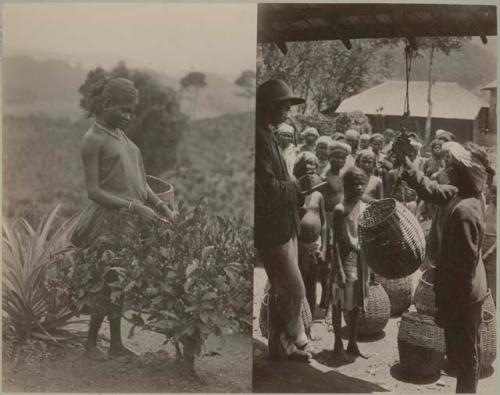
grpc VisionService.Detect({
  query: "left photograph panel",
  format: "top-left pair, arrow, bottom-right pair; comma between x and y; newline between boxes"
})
2,3 -> 256,393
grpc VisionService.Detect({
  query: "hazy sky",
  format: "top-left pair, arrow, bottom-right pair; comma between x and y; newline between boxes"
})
3,3 -> 257,79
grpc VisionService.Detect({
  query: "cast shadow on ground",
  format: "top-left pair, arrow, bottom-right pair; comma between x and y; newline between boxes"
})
389,362 -> 442,385
442,361 -> 495,379
340,326 -> 386,342
253,338 -> 389,393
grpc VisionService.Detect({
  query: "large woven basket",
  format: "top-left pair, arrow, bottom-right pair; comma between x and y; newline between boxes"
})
259,281 -> 312,339
146,175 -> 178,210
375,274 -> 412,316
359,199 -> 426,279
398,311 -> 445,376
413,268 -> 438,317
344,283 -> 391,336
480,290 -> 496,370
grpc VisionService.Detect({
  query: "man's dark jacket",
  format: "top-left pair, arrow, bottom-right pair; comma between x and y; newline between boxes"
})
254,120 -> 301,250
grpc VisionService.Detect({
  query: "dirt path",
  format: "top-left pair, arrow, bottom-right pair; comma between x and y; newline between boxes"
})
253,267 -> 496,394
3,319 -> 251,393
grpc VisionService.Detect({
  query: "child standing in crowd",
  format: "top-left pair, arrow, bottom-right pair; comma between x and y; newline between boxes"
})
319,141 -> 351,310
293,152 -> 328,320
355,149 -> 383,202
331,166 -> 370,361
381,128 -> 395,155
341,129 -> 360,174
316,135 -> 333,178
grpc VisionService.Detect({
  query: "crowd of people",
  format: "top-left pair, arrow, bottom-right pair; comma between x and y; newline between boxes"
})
255,79 -> 496,394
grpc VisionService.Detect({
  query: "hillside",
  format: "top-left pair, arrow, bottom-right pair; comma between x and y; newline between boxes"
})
3,112 -> 254,224
3,53 -> 252,120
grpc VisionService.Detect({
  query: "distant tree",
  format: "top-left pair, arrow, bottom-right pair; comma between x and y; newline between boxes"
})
235,70 -> 256,110
378,37 -> 470,144
79,62 -> 187,175
257,40 -> 393,115
180,72 -> 207,117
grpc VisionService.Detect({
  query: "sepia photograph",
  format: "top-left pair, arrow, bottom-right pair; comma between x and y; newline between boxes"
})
2,2 -> 255,393
253,3 -> 497,394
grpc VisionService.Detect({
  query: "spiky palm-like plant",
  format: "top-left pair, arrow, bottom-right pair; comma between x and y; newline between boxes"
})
3,205 -> 78,341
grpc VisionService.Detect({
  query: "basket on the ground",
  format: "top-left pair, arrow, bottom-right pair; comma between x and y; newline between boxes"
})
259,281 -> 312,339
480,289 -> 496,370
359,199 -> 426,279
413,267 -> 438,317
344,283 -> 391,336
375,274 -> 412,316
146,175 -> 178,211
398,311 -> 445,376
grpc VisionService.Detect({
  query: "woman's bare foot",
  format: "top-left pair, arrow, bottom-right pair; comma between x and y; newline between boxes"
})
346,343 -> 369,359
84,345 -> 107,361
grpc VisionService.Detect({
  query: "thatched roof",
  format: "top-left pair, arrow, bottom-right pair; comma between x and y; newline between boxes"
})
480,80 -> 497,91
335,81 -> 488,121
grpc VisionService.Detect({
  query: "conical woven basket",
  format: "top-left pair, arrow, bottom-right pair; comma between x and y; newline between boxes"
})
146,175 -> 178,211
398,311 -> 445,376
375,273 -> 412,316
359,199 -> 426,279
344,283 -> 391,335
480,289 -> 496,370
413,268 -> 438,317
259,281 -> 312,339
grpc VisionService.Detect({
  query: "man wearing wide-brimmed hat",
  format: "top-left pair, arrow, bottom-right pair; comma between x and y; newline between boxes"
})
255,79 -> 313,362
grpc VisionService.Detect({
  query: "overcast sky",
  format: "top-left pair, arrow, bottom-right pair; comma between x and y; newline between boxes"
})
3,3 -> 257,79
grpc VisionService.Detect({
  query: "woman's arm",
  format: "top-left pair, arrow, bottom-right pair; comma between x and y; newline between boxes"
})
332,206 -> 346,282
145,184 -> 176,221
319,194 -> 328,260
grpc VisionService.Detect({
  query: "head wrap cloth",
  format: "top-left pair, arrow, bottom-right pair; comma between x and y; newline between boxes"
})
277,123 -> 294,136
356,149 -> 376,162
442,141 -> 487,193
102,78 -> 138,104
317,135 -> 333,146
328,141 -> 351,156
302,127 -> 319,138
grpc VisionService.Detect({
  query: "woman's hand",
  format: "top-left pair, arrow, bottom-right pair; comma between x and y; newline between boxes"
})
132,203 -> 160,222
156,202 -> 178,222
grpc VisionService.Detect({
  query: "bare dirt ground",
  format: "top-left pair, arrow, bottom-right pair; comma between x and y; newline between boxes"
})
253,267 -> 496,394
3,319 -> 251,393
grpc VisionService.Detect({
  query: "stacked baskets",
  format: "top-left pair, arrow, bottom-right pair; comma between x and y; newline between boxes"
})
398,311 -> 446,376
375,274 -> 412,316
344,282 -> 391,336
259,281 -> 312,339
359,199 -> 426,279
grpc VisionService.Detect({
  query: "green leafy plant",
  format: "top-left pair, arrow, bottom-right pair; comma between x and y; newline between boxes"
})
2,205 -> 78,341
68,203 -> 253,373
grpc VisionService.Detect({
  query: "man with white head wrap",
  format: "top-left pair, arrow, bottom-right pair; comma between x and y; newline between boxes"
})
315,135 -> 333,177
401,141 -> 489,394
340,129 -> 360,175
276,123 -> 299,180
299,126 -> 320,153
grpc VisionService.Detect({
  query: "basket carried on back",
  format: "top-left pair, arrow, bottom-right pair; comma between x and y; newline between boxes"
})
359,199 -> 426,279
375,274 -> 412,316
344,283 -> 390,336
398,311 -> 445,376
480,289 -> 496,370
259,281 -> 312,339
146,175 -> 178,211
413,267 -> 438,317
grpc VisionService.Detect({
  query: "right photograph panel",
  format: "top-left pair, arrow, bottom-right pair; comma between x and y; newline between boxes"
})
253,3 -> 497,393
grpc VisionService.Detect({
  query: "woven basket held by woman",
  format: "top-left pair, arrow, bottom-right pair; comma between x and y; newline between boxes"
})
344,282 -> 390,336
479,290 -> 496,371
413,267 -> 438,317
398,311 -> 445,376
359,199 -> 426,279
259,281 -> 312,339
375,274 -> 412,316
